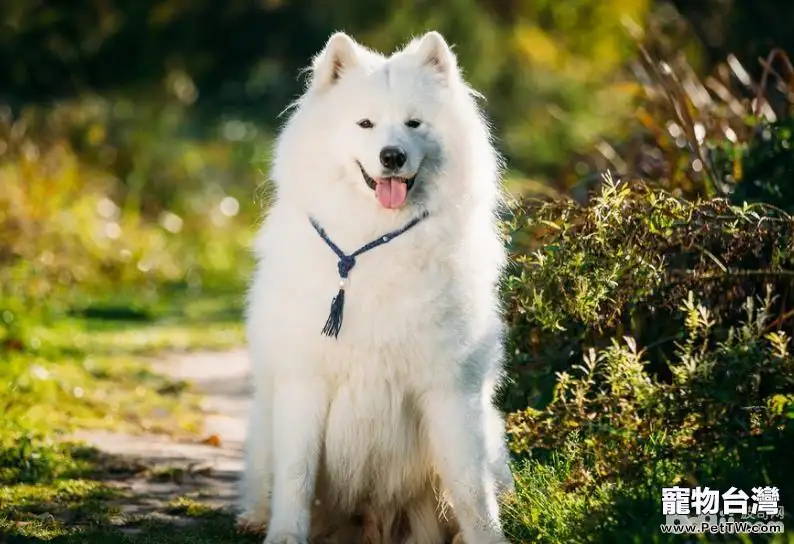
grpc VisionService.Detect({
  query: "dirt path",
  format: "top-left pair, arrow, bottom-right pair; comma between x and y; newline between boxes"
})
73,349 -> 251,526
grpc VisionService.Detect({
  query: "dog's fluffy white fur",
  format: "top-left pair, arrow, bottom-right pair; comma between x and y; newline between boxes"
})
239,31 -> 513,544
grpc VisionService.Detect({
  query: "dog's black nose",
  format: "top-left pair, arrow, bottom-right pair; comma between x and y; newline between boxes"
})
379,146 -> 407,170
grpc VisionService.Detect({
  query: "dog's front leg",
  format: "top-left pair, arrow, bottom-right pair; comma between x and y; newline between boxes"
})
265,378 -> 328,544
421,390 -> 509,544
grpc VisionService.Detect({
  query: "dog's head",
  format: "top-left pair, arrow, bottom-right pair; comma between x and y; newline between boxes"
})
273,31 -> 497,216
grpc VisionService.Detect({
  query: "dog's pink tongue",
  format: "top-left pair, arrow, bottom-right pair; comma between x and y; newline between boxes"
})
375,178 -> 408,209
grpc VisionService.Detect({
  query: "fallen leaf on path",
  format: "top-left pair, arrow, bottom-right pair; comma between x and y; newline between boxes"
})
202,434 -> 222,447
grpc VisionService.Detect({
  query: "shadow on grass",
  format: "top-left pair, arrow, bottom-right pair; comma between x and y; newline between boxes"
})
59,285 -> 245,337
0,441 -> 251,544
2,513 -> 261,544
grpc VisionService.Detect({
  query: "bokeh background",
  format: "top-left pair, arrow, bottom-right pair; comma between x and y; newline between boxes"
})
2,0 -> 793,327
2,1 -> 794,542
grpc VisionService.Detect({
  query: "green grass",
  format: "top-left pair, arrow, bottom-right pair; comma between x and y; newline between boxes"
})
506,457 -> 794,544
0,290 -> 249,542
27,290 -> 246,357
504,455 -> 673,543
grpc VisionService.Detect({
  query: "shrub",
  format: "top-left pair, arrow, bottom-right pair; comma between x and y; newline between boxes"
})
501,175 -> 794,410
500,177 -> 794,542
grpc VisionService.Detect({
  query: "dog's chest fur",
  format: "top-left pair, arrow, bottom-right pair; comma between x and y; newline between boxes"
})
251,206 -> 477,370
248,205 -> 493,506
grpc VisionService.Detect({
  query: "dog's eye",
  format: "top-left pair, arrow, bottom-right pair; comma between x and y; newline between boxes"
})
405,119 -> 422,128
357,119 -> 374,129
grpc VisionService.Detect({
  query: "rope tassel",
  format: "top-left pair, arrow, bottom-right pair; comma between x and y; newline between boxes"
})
309,210 -> 429,339
321,284 -> 346,338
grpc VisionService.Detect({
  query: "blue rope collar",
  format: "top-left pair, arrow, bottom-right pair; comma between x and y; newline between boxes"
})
309,210 -> 430,338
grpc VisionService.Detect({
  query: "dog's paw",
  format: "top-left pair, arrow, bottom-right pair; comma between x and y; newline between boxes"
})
264,533 -> 306,544
235,513 -> 268,535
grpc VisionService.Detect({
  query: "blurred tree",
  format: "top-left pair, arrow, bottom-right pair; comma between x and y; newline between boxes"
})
0,0 -> 652,187
3,0 -> 789,189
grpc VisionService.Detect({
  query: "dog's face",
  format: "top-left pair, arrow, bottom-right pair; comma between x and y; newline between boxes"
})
284,32 -> 469,212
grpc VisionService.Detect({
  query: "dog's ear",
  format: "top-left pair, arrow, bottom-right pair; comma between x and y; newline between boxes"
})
414,31 -> 458,80
311,32 -> 360,91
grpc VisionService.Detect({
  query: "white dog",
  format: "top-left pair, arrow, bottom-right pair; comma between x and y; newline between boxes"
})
239,31 -> 513,544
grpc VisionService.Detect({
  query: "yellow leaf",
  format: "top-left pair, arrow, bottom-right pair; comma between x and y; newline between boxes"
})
513,24 -> 562,70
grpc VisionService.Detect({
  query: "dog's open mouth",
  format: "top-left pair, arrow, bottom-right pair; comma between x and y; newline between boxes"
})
358,162 -> 416,209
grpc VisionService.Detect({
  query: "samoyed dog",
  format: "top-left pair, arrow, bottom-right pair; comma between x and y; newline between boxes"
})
239,31 -> 513,544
